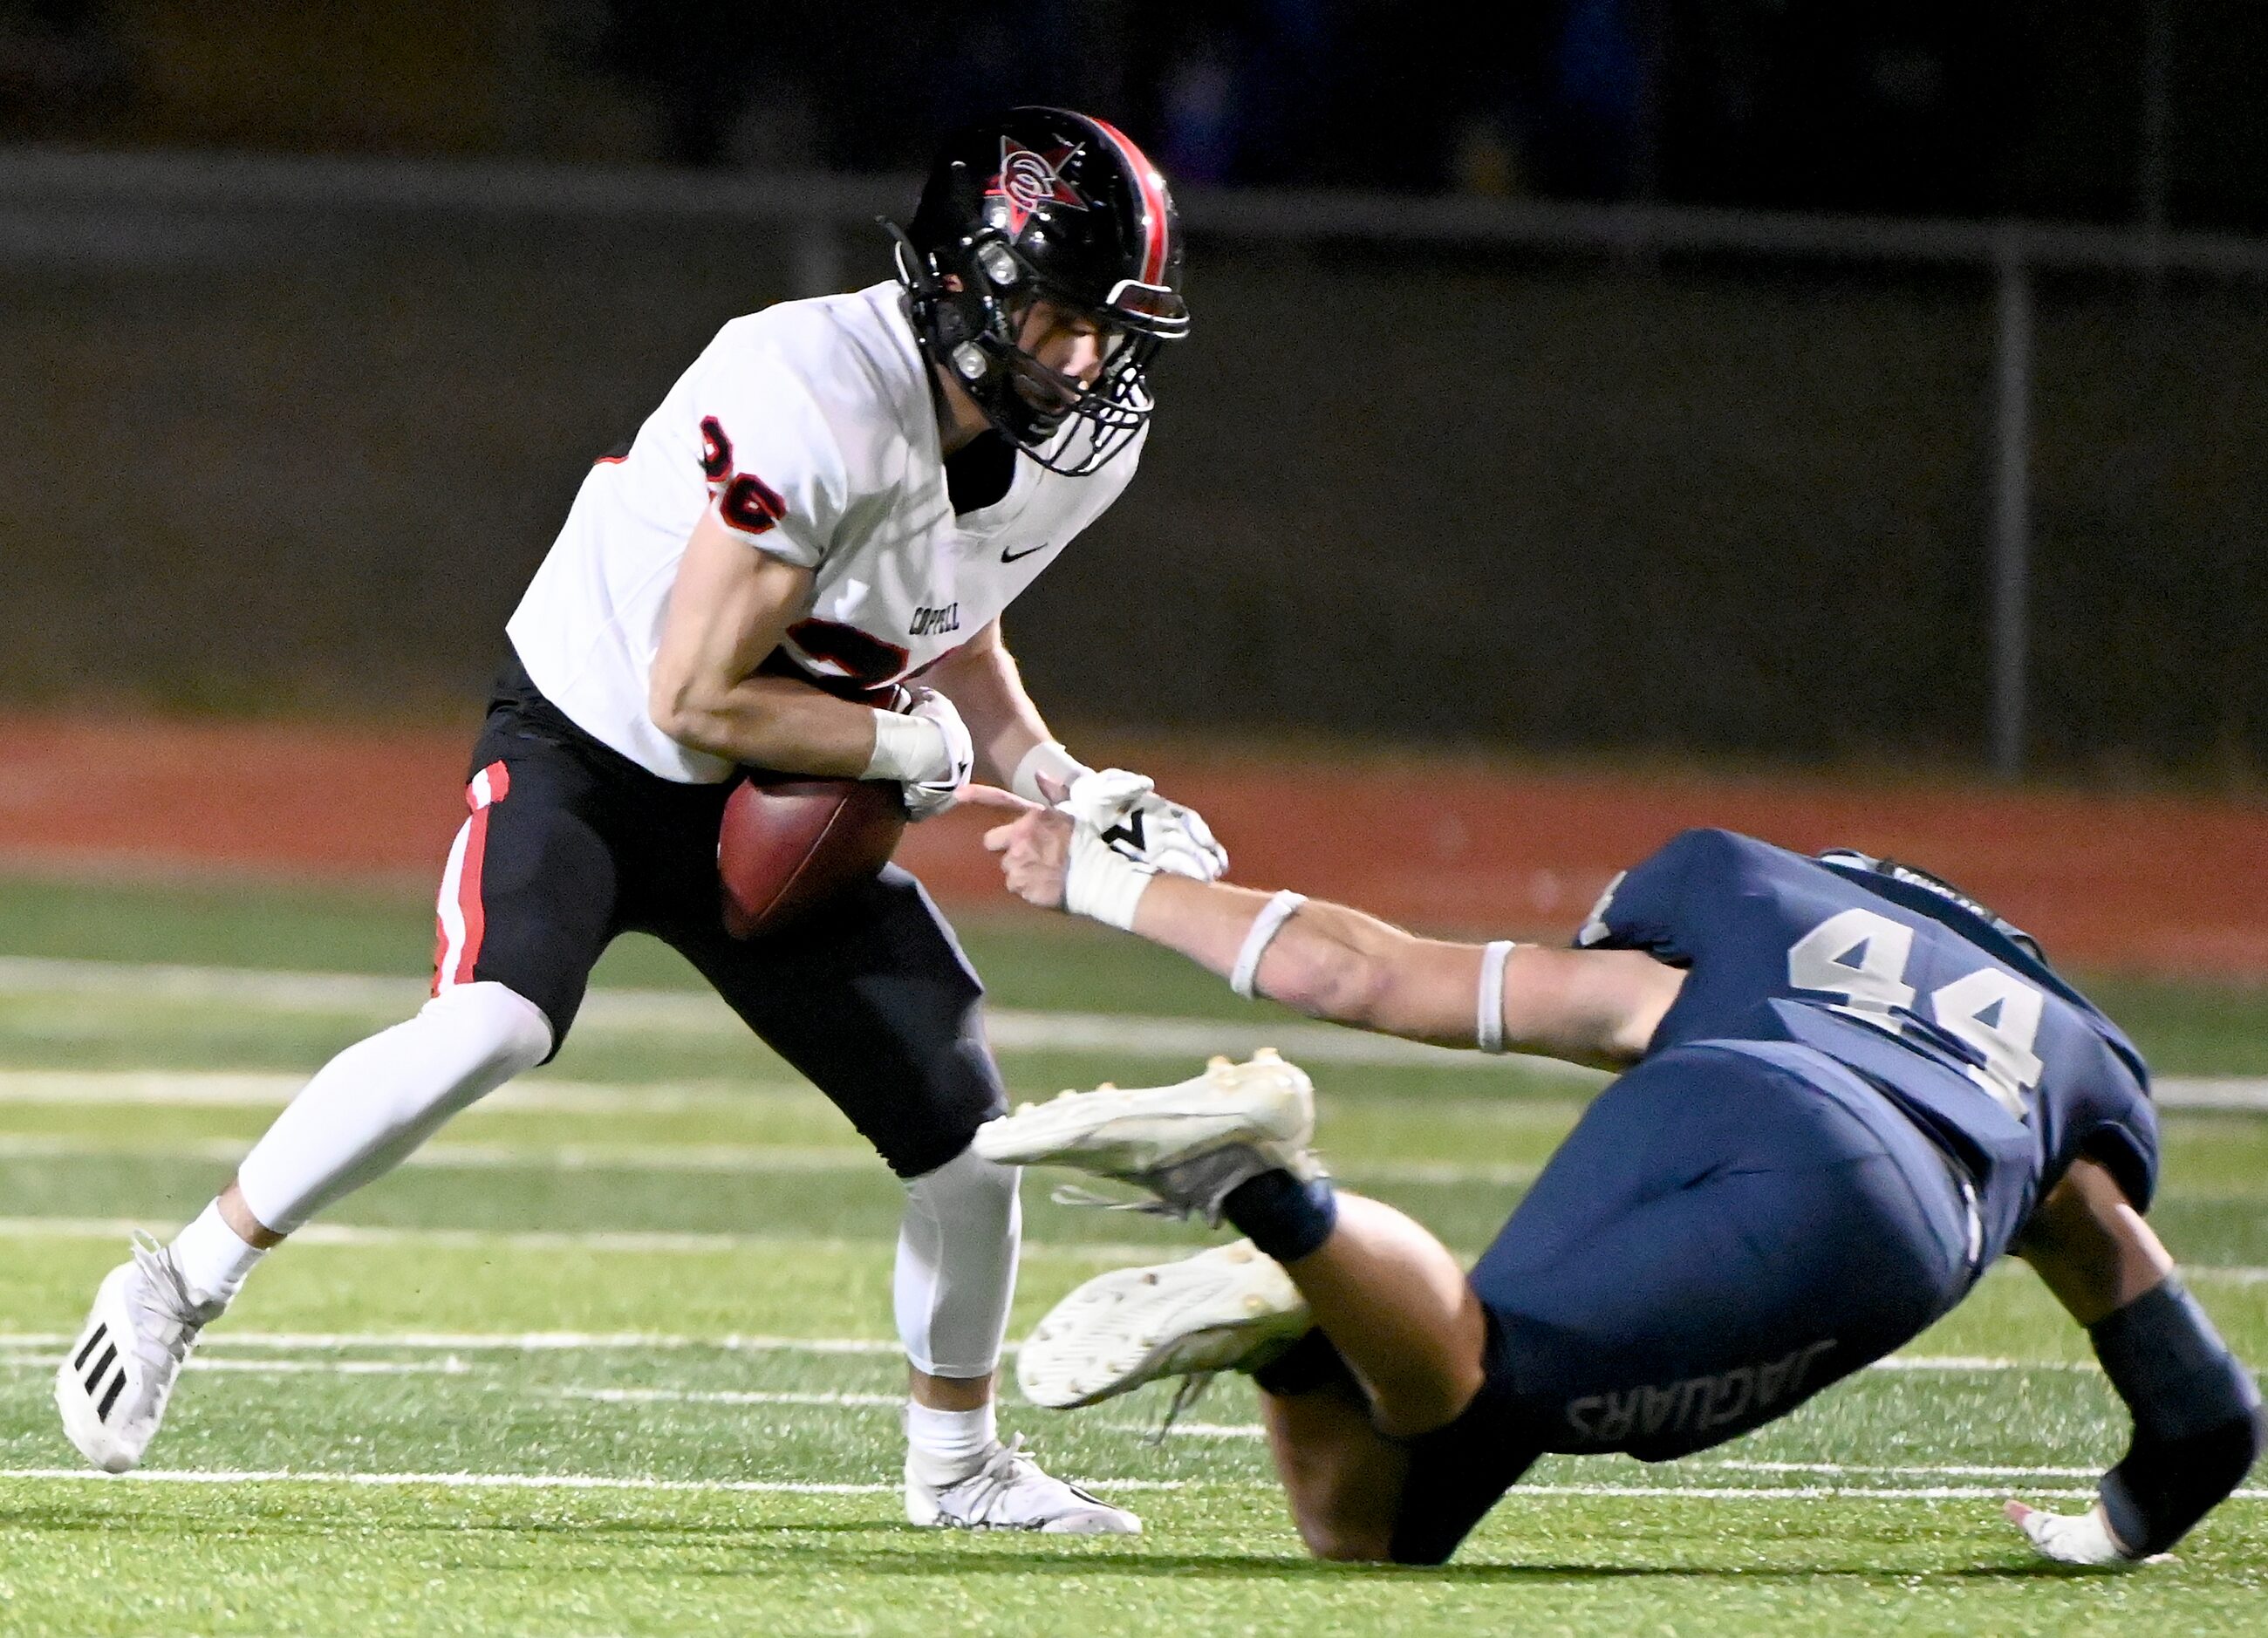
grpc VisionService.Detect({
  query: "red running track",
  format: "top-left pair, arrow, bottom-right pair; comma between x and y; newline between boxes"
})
3,716 -> 2263,977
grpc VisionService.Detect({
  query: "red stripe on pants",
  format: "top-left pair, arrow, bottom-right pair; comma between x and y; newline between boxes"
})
432,761 -> 509,995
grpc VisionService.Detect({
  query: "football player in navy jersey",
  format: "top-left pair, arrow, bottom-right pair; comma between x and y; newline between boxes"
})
967,793 -> 2260,1566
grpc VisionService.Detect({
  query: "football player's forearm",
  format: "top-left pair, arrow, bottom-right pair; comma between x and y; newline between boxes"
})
2018,1160 -> 2261,1557
652,672 -> 882,775
2016,1159 -> 2174,1326
652,514 -> 873,768
1131,880 -> 1459,1043
1129,877 -> 1677,1061
1130,875 -> 1300,979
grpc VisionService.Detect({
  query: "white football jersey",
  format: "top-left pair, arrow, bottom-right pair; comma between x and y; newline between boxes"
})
508,280 -> 1144,783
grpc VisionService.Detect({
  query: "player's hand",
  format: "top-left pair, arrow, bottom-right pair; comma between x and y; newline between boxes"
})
965,786 -> 1073,909
2004,1499 -> 2158,1567
899,687 -> 974,822
1060,768 -> 1228,882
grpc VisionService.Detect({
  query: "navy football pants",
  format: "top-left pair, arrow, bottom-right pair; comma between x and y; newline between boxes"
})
1389,1038 -> 1978,1563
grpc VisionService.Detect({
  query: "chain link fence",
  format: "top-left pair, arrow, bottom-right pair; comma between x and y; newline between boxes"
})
2,152 -> 2262,781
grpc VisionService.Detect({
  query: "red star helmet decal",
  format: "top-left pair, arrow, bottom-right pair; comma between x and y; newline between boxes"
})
985,139 -> 1089,238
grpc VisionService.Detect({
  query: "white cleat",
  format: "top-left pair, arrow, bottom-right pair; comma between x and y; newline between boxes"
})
1019,1239 -> 1312,1410
55,1235 -> 220,1474
973,1050 -> 1322,1224
2004,1500 -> 2167,1568
905,1436 -> 1141,1534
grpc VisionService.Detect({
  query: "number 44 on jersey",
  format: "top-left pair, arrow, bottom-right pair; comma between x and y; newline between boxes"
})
1789,908 -> 2046,1117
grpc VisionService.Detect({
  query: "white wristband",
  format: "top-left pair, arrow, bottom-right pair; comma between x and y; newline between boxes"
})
864,708 -> 950,784
1064,826 -> 1154,931
1230,891 -> 1308,999
1476,939 -> 1516,1054
1012,741 -> 1092,804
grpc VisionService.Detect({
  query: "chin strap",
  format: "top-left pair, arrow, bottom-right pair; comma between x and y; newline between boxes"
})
883,216 -> 980,367
883,219 -> 941,311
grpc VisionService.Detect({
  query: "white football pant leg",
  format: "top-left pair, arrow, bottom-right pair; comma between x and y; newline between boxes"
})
894,1145 -> 1021,1380
235,981 -> 553,1234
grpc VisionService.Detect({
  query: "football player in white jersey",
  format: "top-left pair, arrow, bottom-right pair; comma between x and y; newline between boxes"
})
56,107 -> 1226,1533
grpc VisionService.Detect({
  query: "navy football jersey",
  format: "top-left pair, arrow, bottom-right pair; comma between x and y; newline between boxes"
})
1575,829 -> 2158,1263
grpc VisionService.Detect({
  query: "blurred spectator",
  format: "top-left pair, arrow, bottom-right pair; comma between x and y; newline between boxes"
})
1155,23 -> 1240,184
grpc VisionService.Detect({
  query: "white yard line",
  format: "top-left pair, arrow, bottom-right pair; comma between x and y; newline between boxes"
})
0,1466 -> 1185,1496
0,1071 -> 808,1115
0,1328 -> 2196,1378
0,1070 -> 1586,1135
0,945 -> 2259,1102
0,1132 -> 888,1175
1501,1484 -> 2104,1502
0,1464 -> 2256,1505
2153,1077 -> 2268,1112
0,1130 -> 1560,1179
0,1330 -> 910,1353
0,955 -> 1590,1076
0,1212 -> 2262,1287
0,1127 -> 1538,1188
0,1351 -> 2256,1491
1705,1459 -> 2100,1480
0,1215 -> 1174,1262
547,1387 -> 903,1408
0,1354 -> 466,1375
1867,1355 -> 2089,1371
8,952 -> 2267,1103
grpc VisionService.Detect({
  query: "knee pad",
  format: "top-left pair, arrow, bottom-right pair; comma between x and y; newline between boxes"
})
420,980 -> 554,1095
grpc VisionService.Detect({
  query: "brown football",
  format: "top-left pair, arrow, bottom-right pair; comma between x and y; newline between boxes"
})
717,773 -> 907,938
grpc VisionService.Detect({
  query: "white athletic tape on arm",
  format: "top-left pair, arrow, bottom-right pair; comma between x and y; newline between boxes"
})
1064,826 -> 1155,931
1476,939 -> 1516,1054
864,708 -> 951,784
1230,891 -> 1309,1000
1011,741 -> 1091,804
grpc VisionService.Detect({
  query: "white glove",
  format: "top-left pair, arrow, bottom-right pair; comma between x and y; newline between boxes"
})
1059,768 -> 1228,882
865,687 -> 973,822
2004,1500 -> 2157,1567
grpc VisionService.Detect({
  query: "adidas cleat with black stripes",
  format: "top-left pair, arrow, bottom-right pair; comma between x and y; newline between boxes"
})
56,1236 -> 220,1473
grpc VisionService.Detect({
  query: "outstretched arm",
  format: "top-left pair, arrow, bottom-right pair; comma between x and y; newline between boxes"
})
2005,1157 -> 2262,1562
976,795 -> 1681,1070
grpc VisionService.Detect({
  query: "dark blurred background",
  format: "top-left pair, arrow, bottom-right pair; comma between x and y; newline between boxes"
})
9,0 -> 2266,223
3,1 -> 2264,783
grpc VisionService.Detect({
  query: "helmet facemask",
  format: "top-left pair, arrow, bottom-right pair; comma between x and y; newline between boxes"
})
898,225 -> 1173,478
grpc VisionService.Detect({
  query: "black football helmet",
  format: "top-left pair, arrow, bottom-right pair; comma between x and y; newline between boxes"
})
887,107 -> 1189,477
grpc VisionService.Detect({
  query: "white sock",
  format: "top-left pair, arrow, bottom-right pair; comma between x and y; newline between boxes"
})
905,1399 -> 998,1487
169,1201 -> 265,1310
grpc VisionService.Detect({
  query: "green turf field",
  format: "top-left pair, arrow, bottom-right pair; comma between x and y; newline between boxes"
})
0,873 -> 2262,1635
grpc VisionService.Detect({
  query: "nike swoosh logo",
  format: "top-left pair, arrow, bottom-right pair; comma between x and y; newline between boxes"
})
1000,541 -> 1055,564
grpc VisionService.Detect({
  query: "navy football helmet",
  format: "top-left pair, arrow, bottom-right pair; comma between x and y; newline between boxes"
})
888,107 -> 1189,476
